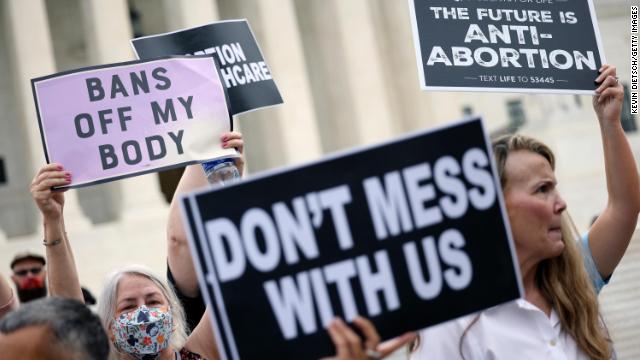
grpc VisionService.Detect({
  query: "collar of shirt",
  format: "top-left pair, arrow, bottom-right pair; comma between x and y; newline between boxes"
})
413,299 -> 587,360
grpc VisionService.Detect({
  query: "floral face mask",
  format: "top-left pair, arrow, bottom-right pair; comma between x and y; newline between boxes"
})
111,305 -> 173,360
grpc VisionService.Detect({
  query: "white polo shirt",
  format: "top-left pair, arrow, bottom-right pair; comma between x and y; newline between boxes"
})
410,234 -> 609,360
412,299 -> 590,360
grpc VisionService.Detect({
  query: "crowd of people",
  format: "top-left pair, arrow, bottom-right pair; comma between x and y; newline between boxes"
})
0,65 -> 638,360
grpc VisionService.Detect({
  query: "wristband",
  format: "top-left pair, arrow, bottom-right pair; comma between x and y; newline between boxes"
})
43,238 -> 62,247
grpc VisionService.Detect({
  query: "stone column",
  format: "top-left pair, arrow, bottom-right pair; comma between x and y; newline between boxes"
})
2,0 -> 90,234
82,0 -> 166,219
83,0 -> 135,64
294,0 -> 397,152
218,0 -> 323,171
162,0 -> 219,30
370,0 -> 437,132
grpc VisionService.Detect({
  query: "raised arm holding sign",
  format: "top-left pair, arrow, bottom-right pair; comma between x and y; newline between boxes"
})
406,65 -> 639,360
29,160 -> 229,360
309,65 -> 637,360
27,51 -> 248,359
166,132 -> 244,332
314,65 -> 639,360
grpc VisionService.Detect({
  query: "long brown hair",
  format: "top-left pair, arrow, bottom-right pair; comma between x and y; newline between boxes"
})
411,134 -> 611,359
492,134 -> 611,359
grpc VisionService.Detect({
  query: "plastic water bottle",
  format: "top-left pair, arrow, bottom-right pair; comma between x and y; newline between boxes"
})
202,158 -> 240,186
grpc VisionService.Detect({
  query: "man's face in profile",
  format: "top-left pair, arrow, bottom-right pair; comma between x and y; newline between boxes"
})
0,324 -> 68,359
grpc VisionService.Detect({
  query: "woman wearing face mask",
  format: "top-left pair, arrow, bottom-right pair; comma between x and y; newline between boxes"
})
29,134 -> 245,360
28,194 -> 220,360
30,131 -> 401,359
30,161 -> 225,359
97,266 -> 216,360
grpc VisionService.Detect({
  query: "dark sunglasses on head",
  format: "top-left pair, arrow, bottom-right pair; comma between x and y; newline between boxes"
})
14,267 -> 43,276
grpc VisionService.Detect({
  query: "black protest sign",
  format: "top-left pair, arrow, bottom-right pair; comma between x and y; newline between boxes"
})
180,117 -> 522,360
131,19 -> 283,116
409,0 -> 606,94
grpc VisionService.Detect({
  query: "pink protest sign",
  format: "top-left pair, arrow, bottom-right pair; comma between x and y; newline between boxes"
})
32,56 -> 235,189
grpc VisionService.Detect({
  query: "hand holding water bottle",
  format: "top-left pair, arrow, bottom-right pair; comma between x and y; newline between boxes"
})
221,131 -> 244,174
202,131 -> 245,186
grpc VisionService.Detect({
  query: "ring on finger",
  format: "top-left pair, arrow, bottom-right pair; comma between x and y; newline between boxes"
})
366,349 -> 383,360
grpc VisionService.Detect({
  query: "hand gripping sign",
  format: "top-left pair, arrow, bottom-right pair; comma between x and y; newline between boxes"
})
31,56 -> 236,189
180,117 -> 523,360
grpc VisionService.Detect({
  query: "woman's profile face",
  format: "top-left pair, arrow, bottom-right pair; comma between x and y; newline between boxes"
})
503,150 -> 567,266
114,274 -> 168,316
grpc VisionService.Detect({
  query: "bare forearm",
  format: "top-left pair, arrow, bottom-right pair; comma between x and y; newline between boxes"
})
167,165 -> 208,296
0,274 -> 12,304
0,274 -> 17,319
599,120 -> 640,213
589,120 -> 640,276
44,218 -> 84,302
184,307 -> 220,360
589,69 -> 640,277
167,132 -> 244,296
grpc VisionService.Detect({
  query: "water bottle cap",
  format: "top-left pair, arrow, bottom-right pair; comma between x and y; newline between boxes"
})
202,157 -> 235,172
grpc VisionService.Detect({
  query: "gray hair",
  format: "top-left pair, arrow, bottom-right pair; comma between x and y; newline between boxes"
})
0,297 -> 109,360
96,265 -> 188,360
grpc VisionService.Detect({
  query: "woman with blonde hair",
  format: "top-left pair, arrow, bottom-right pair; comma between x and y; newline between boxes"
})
409,65 -> 640,359
310,65 -> 637,360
